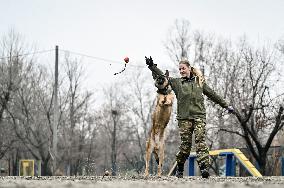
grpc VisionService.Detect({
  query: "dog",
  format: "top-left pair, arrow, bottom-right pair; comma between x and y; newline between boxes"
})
144,70 -> 174,177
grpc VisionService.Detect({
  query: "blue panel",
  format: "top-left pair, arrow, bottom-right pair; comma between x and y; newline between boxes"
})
282,157 -> 284,176
188,156 -> 196,176
220,152 -> 235,176
225,154 -> 233,176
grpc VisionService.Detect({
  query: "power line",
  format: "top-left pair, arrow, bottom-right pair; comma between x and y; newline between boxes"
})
59,49 -> 178,72
0,48 -> 146,69
60,49 -> 121,64
59,49 -> 145,68
0,47 -> 173,70
0,49 -> 54,60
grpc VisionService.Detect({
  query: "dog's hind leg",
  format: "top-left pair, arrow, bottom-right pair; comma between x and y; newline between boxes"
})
157,132 -> 165,177
144,137 -> 153,177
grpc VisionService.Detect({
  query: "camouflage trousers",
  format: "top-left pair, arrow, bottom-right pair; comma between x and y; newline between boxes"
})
176,119 -> 211,170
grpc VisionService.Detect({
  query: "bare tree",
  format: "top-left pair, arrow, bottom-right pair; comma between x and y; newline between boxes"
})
103,84 -> 125,176
59,54 -> 92,175
164,19 -> 192,65
93,81 -> 139,176
84,115 -> 99,175
0,30 -> 23,123
208,37 -> 284,175
0,30 -> 33,163
275,39 -> 284,147
7,62 -> 55,175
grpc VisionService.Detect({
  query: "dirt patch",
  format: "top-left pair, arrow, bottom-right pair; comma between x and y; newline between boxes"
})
0,176 -> 283,188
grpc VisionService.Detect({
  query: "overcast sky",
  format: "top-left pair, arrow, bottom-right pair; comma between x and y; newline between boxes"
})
1,0 -> 284,88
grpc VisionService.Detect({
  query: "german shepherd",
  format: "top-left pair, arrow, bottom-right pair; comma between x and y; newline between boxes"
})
144,70 -> 174,177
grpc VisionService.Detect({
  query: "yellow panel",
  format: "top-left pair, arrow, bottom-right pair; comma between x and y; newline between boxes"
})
19,160 -> 35,176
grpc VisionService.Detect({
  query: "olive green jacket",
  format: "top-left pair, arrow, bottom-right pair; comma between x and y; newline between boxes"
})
149,65 -> 228,120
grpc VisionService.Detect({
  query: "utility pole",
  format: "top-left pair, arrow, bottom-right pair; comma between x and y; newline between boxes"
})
53,45 -> 59,174
111,110 -> 118,176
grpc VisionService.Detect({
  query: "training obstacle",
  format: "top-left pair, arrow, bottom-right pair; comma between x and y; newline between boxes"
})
18,159 -> 41,176
168,148 -> 262,177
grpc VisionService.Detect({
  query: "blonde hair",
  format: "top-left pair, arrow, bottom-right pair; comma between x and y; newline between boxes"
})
191,67 -> 205,87
179,59 -> 205,87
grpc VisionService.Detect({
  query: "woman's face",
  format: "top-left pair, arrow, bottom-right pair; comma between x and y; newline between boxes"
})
179,63 -> 191,78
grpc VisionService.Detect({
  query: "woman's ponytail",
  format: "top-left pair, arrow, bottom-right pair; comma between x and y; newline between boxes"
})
191,67 -> 205,87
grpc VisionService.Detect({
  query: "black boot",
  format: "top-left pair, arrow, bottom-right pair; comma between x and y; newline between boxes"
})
175,163 -> 184,178
200,163 -> 210,178
200,169 -> 209,178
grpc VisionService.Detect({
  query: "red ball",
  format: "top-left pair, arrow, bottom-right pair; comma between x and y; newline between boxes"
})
124,57 -> 129,63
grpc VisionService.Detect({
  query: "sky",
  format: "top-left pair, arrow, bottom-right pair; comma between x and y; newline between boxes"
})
0,0 -> 284,89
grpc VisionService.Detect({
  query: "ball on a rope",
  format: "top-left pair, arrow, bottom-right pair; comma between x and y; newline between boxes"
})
124,56 -> 129,63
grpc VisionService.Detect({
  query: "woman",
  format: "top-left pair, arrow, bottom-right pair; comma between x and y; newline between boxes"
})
145,56 -> 233,178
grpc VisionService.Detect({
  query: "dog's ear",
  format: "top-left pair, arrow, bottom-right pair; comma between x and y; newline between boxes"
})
165,70 -> 169,78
